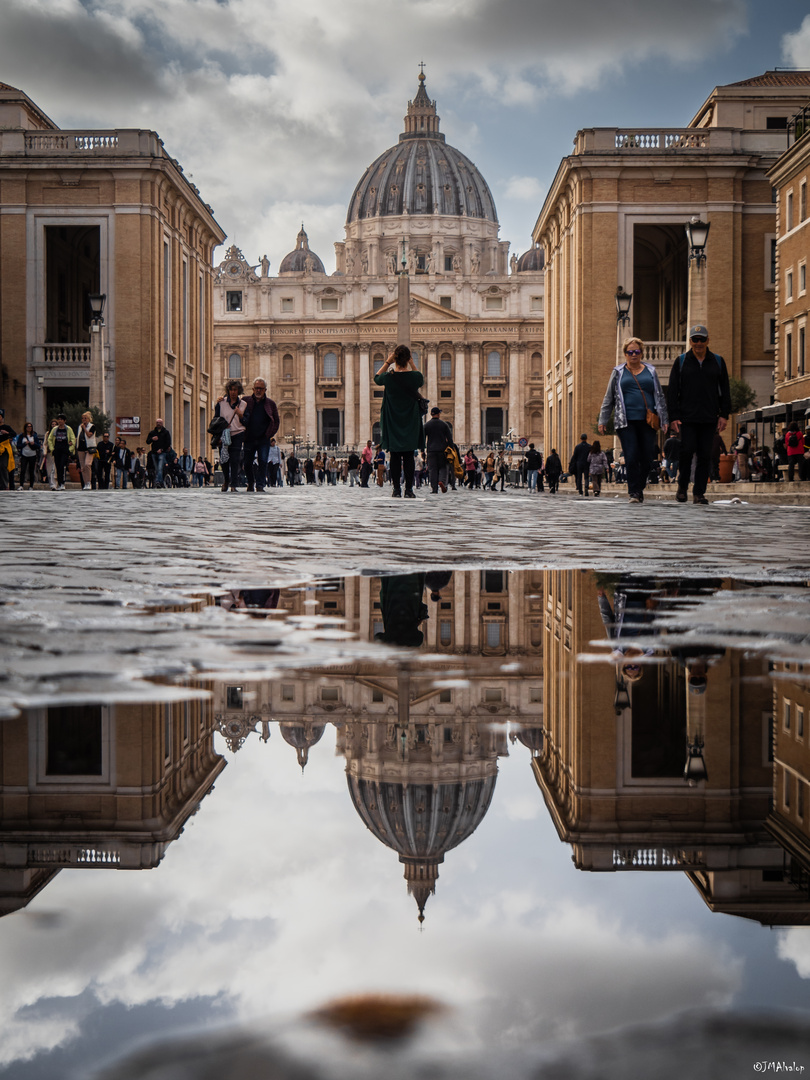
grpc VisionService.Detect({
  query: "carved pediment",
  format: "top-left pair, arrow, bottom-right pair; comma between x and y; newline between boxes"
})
215,244 -> 259,285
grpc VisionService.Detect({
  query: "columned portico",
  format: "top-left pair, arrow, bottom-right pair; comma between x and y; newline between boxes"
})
344,344 -> 356,446
469,347 -> 480,445
508,345 -> 520,438
304,349 -> 316,440
359,346 -> 370,442
454,343 -> 466,445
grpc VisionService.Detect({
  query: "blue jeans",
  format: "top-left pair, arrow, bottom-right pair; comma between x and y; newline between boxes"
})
114,467 -> 128,489
527,468 -> 539,491
154,452 -> 166,485
244,440 -> 271,489
617,419 -> 657,497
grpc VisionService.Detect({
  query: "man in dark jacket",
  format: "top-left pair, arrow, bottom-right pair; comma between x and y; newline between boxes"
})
525,443 -> 543,493
424,407 -> 453,493
668,325 -> 731,505
347,450 -> 361,486
240,378 -> 280,493
96,430 -> 116,489
146,419 -> 172,487
569,433 -> 591,496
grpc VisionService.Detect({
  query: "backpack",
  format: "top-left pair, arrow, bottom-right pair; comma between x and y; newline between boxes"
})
788,431 -> 800,448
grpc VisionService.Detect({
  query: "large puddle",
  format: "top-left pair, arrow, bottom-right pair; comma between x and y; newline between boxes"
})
2,569 -> 810,1077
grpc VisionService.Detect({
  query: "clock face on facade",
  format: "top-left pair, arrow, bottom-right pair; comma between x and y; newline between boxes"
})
228,263 -> 241,276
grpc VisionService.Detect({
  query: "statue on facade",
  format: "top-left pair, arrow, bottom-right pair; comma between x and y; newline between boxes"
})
424,251 -> 432,273
345,250 -> 356,274
407,249 -> 417,274
361,250 -> 369,274
470,249 -> 481,274
304,253 -> 314,274
510,252 -> 518,274
261,254 -> 270,277
452,253 -> 461,273
387,251 -> 397,275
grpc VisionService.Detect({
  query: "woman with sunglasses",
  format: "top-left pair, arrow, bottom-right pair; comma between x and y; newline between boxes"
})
598,337 -> 668,504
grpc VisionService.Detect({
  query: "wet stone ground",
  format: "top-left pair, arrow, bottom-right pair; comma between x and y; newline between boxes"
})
1,487 -> 810,1078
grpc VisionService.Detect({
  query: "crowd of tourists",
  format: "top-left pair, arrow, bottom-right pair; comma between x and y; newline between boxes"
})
1,329 -> 808,497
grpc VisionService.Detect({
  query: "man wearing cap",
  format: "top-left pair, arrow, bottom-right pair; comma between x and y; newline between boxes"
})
146,418 -> 172,487
423,407 -> 453,494
668,326 -> 731,505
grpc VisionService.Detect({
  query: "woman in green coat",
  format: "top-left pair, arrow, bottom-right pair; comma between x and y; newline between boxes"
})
373,345 -> 425,498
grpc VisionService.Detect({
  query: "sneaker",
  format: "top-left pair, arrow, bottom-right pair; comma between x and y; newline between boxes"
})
628,494 -> 641,504
57,484 -> 65,491
675,490 -> 688,503
391,488 -> 402,498
693,495 -> 709,505
221,484 -> 229,493
82,484 -> 91,491
404,490 -> 416,499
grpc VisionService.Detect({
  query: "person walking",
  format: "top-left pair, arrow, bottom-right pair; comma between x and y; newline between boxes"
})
373,345 -> 425,498
424,406 -> 453,494
47,414 -> 76,490
569,433 -> 592,496
113,437 -> 132,488
193,456 -> 207,487
96,431 -> 115,489
146,418 -> 172,487
16,422 -> 41,490
464,450 -> 477,487
588,439 -> 609,496
347,449 -> 361,487
663,431 -> 680,483
178,447 -> 194,486
240,378 -> 279,493
360,440 -> 373,487
214,379 -> 246,492
785,421 -> 805,481
667,325 -> 731,504
286,450 -> 300,486
599,336 -> 668,504
76,412 -> 97,490
545,449 -> 562,494
525,443 -> 542,492
266,437 -> 282,487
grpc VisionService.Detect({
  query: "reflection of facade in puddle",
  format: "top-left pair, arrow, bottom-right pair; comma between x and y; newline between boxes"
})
215,571 -> 544,916
535,570 -> 810,924
767,664 -> 810,910
0,697 -> 224,916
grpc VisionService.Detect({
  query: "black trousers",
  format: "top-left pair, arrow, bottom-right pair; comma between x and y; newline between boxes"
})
426,450 -> 448,492
222,435 -> 243,488
575,464 -> 589,495
390,451 -> 415,492
678,422 -> 716,497
19,455 -> 37,487
359,461 -> 372,487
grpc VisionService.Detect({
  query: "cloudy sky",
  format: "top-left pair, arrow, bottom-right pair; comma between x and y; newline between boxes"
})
1,2 -> 810,273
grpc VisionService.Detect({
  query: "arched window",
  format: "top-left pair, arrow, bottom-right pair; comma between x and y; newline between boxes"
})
228,352 -> 242,378
440,352 -> 452,378
531,351 -> 542,371
487,350 -> 501,377
373,352 -> 385,375
282,411 -> 294,431
323,351 -> 338,378
372,420 -> 381,444
283,353 -> 294,378
411,348 -> 420,370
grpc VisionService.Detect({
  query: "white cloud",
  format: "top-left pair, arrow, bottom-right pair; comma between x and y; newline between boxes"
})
0,0 -> 749,267
504,176 -> 546,202
782,15 -> 810,66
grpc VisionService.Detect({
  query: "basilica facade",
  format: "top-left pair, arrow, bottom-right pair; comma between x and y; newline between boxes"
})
213,74 -> 544,450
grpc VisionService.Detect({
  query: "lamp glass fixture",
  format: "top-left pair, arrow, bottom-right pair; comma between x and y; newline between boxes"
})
685,219 -> 710,251
88,292 -> 106,320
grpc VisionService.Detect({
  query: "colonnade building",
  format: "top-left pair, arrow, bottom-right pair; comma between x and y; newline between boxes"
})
213,73 -> 545,450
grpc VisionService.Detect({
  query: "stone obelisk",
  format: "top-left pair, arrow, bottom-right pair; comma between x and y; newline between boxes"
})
397,240 -> 411,349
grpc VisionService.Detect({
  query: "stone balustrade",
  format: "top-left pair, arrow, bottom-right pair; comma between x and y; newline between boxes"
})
0,129 -> 163,156
643,341 -> 685,370
573,126 -> 789,156
40,343 -> 91,364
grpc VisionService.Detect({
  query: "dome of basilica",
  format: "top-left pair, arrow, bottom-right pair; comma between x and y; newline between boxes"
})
346,73 -> 498,225
517,244 -> 545,272
280,721 -> 326,771
279,225 -> 325,274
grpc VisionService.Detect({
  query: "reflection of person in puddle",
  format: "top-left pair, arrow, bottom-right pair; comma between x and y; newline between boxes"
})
668,645 -> 726,694
596,575 -> 661,679
374,573 -> 428,647
424,570 -> 452,603
219,589 -> 280,614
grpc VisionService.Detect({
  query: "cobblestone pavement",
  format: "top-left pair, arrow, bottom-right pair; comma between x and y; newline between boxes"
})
2,484 -> 808,716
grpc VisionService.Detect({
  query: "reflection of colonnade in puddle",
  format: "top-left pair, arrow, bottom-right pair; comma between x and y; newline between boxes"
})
537,570 -> 810,925
0,696 -> 225,916
214,571 -> 545,918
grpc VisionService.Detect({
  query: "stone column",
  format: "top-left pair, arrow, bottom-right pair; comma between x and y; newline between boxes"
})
454,572 -> 466,653
469,347 -> 481,445
507,571 -> 520,652
468,575 -> 480,652
427,346 -> 438,401
304,348 -> 316,443
454,342 -> 466,445
508,344 -> 520,439
344,343 -> 356,447
358,575 -> 371,641
359,346 -> 370,442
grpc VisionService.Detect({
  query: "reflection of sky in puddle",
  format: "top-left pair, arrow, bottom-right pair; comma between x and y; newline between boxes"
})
2,570 -> 810,1076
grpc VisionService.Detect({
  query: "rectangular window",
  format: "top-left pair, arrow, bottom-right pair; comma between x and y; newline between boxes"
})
785,770 -> 791,810
416,254 -> 426,271
767,116 -> 789,129
785,701 -> 792,732
802,181 -> 808,223
226,686 -> 243,708
440,389 -> 452,398
226,290 -> 242,312
440,296 -> 452,309
787,270 -> 794,300
485,622 -> 502,647
440,356 -> 452,378
482,570 -> 505,592
787,191 -> 794,232
445,256 -> 453,272
800,327 -> 806,376
799,707 -> 805,738
373,358 -> 384,374
164,704 -> 172,764
438,689 -> 452,703
484,688 -> 503,702
228,353 -> 242,379
786,332 -> 793,379
440,620 -> 452,645
372,688 -> 384,702
373,389 -> 384,398
770,238 -> 777,285
799,781 -> 805,819
530,296 -> 543,312
281,298 -> 294,312
801,263 -> 807,295
488,390 -> 502,398
321,297 -> 339,311
281,684 -> 294,701
46,705 -> 102,776
183,400 -> 190,449
200,406 -> 206,456
486,351 -> 502,377
485,295 -> 504,310
320,687 -> 339,702
529,687 -> 542,703
323,390 -> 337,398
769,317 -> 777,347
372,296 -> 384,310
164,392 -> 173,431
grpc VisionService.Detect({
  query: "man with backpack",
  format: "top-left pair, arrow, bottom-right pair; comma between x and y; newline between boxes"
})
424,407 -> 453,493
668,325 -> 731,505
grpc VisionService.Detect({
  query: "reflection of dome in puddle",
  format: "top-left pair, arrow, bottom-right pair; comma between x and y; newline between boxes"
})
510,726 -> 544,755
279,721 -> 326,771
348,774 -> 496,921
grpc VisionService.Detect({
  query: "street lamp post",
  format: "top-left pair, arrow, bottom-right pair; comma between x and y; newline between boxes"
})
615,285 -> 632,363
88,292 -> 106,417
685,217 -> 710,335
